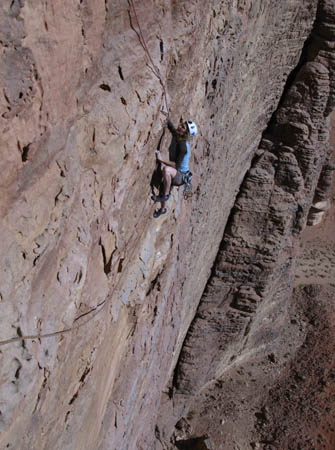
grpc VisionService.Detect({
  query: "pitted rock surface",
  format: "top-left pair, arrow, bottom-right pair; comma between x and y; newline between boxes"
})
0,1 -> 334,450
157,1 -> 335,448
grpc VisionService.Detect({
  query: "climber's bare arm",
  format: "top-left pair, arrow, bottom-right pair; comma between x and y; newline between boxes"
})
155,150 -> 176,169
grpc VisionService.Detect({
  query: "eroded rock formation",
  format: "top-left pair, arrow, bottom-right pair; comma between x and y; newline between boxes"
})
157,1 -> 335,449
0,1 -> 334,449
307,158 -> 335,225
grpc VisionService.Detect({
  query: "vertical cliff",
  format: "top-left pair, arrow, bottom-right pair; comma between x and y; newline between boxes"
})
157,1 -> 335,449
0,1 -> 333,450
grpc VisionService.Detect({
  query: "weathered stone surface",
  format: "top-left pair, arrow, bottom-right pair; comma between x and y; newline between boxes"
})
0,1 -> 333,450
157,0 -> 335,447
307,156 -> 335,224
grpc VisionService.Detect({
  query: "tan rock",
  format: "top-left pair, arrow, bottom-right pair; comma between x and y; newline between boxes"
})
0,1 -> 333,450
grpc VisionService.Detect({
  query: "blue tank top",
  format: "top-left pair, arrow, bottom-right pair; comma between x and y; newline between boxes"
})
179,141 -> 190,172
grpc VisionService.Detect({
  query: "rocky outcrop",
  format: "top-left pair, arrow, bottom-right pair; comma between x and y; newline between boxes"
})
158,0 -> 335,447
307,159 -> 334,225
0,1 -> 333,450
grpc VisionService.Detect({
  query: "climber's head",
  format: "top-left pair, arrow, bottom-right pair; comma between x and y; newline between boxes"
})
177,121 -> 188,135
186,120 -> 197,137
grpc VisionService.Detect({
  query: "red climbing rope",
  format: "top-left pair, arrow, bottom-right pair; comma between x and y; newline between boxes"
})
128,0 -> 169,116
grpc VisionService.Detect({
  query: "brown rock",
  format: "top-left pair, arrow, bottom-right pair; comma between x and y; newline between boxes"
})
157,0 -> 335,447
0,1 -> 334,450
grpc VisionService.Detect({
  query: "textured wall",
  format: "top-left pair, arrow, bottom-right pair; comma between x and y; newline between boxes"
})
0,1 -> 332,449
173,0 -> 335,397
158,1 -> 335,449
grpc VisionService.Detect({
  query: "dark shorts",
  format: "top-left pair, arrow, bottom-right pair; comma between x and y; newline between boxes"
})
172,170 -> 186,186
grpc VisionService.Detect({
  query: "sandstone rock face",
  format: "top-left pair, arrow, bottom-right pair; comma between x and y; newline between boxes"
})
0,1 -> 333,450
157,1 -> 335,448
307,159 -> 334,225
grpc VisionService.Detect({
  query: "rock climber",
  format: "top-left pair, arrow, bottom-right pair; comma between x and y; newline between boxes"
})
153,118 -> 197,218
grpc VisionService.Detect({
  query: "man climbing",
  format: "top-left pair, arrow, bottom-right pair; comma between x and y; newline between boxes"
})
153,118 -> 197,218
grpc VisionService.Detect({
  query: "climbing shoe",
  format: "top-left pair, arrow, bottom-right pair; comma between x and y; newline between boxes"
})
152,193 -> 170,203
153,207 -> 167,218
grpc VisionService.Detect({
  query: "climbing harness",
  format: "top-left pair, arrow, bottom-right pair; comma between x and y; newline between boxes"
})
128,0 -> 169,115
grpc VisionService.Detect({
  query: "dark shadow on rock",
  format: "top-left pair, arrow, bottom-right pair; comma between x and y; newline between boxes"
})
150,159 -> 164,198
176,436 -> 213,450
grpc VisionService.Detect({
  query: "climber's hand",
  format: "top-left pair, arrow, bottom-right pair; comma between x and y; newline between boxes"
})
155,150 -> 161,161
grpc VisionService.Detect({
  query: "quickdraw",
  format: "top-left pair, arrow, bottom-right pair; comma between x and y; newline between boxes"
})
182,171 -> 193,201
183,190 -> 193,201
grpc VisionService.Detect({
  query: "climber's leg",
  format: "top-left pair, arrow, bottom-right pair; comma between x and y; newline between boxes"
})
162,166 -> 177,196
